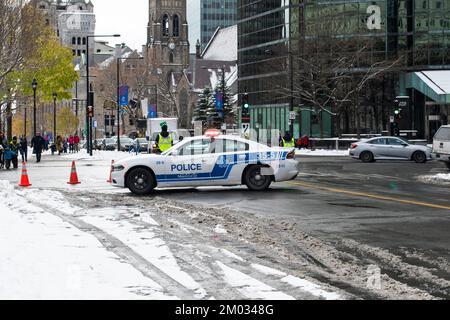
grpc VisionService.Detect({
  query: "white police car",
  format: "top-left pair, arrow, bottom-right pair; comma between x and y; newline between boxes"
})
111,130 -> 300,195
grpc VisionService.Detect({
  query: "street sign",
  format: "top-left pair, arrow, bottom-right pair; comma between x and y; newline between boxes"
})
119,86 -> 129,106
242,123 -> 250,133
390,116 -> 395,123
93,120 -> 97,129
289,111 -> 296,120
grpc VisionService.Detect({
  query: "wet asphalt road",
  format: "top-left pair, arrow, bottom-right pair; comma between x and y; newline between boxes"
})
155,156 -> 450,259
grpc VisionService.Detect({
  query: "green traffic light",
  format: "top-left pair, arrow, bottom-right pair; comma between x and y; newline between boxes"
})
244,103 -> 249,109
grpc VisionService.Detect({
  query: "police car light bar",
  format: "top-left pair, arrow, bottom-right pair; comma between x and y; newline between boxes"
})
204,129 -> 221,138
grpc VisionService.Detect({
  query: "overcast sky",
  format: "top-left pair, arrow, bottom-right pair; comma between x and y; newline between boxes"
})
93,0 -> 149,51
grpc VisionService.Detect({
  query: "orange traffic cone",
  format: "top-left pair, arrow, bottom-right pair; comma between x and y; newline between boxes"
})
18,162 -> 32,187
67,161 -> 81,185
107,160 -> 115,183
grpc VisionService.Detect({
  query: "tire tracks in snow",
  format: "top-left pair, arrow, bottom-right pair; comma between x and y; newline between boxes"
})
17,194 -> 199,300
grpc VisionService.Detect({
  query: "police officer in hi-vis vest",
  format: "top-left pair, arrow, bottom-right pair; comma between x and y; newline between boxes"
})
280,131 -> 295,148
155,122 -> 173,153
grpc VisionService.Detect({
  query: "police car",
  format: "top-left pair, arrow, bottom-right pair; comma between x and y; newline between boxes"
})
111,130 -> 300,195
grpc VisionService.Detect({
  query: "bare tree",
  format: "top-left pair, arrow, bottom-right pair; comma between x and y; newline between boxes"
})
0,1 -> 45,87
267,5 -> 405,138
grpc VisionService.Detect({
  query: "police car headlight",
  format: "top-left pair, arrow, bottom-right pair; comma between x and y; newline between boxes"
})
112,164 -> 125,172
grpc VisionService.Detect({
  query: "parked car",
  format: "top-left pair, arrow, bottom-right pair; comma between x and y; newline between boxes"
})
94,139 -> 104,150
103,138 -> 117,151
350,136 -> 432,163
118,137 -> 134,152
134,138 -> 149,153
432,125 -> 450,170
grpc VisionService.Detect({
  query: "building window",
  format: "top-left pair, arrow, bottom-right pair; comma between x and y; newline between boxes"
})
72,37 -> 76,45
173,15 -> 180,37
77,37 -> 81,45
169,52 -> 174,63
77,50 -> 81,56
82,37 -> 86,45
162,14 -> 170,36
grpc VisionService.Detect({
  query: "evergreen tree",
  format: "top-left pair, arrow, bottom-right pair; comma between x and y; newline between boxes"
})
193,87 -> 215,129
214,78 -> 235,126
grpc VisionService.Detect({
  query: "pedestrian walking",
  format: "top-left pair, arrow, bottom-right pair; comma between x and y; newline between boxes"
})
0,131 -> 7,169
63,138 -> 68,154
44,135 -> 49,151
6,136 -> 20,169
69,135 -> 74,153
31,132 -> 45,163
56,135 -> 63,155
19,136 -> 28,163
74,134 -> 80,153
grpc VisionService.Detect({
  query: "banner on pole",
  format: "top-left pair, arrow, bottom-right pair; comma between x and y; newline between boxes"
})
119,86 -> 129,106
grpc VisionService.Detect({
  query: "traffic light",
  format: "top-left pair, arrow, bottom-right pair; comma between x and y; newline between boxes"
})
87,105 -> 94,118
242,93 -> 250,122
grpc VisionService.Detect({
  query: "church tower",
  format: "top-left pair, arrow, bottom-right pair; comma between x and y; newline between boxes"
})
146,0 -> 190,77
145,0 -> 190,118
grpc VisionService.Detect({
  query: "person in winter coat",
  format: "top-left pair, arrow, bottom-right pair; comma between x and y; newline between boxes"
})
56,136 -> 63,155
155,124 -> 173,153
19,136 -> 28,163
0,131 -> 7,168
63,138 -> 68,153
280,131 -> 295,148
31,132 -> 45,163
7,136 -> 20,169
74,135 -> 80,153
68,135 -> 74,153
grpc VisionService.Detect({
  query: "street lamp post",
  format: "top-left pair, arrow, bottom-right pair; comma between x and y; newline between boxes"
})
86,34 -> 120,156
32,79 -> 38,137
52,92 -> 57,142
116,56 -> 143,151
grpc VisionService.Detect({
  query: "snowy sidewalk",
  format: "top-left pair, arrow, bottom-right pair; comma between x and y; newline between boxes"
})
0,180 -> 173,300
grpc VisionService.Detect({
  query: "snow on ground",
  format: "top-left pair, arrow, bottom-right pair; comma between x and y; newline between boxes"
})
296,149 -> 350,157
419,173 -> 450,184
79,214 -> 208,299
0,180 -> 174,300
215,261 -> 295,300
281,275 -> 342,300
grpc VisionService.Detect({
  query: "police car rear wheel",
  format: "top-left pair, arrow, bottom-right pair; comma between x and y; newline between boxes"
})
244,165 -> 271,191
126,168 -> 155,195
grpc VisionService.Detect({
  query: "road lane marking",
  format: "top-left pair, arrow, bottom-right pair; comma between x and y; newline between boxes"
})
287,181 -> 450,211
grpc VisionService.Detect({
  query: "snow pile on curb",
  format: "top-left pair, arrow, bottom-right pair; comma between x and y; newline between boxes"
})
296,149 -> 350,157
418,173 -> 450,184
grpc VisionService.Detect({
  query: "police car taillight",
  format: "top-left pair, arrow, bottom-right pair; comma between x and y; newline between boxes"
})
287,150 -> 295,159
351,144 -> 358,149
205,129 -> 221,138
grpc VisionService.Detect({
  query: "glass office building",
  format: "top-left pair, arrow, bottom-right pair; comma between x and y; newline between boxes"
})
238,0 -> 450,140
201,0 -> 238,49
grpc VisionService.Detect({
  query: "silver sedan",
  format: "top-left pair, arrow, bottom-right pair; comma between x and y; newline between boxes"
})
349,137 -> 432,163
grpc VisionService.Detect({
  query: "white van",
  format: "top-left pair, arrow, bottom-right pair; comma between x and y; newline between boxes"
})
433,125 -> 450,170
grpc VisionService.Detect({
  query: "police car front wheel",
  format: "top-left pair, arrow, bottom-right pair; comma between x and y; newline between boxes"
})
126,167 -> 155,195
244,165 -> 272,191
